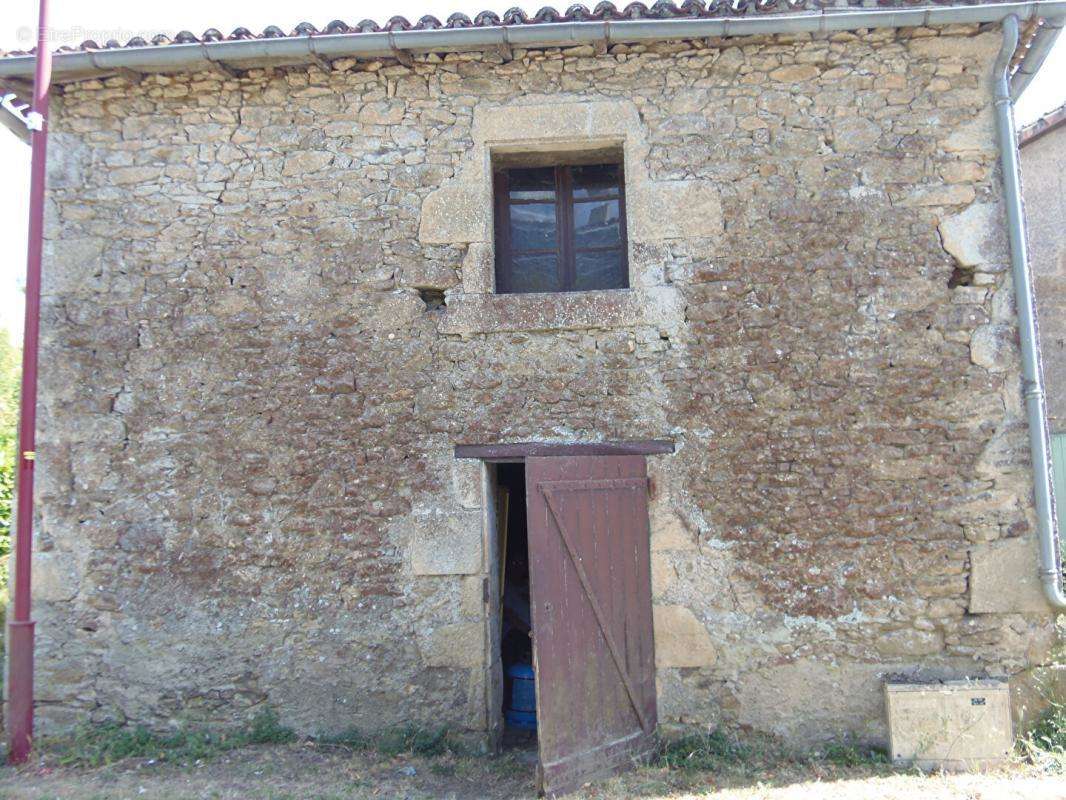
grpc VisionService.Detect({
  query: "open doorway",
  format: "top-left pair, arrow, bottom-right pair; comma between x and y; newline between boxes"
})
471,445 -> 667,797
494,462 -> 538,754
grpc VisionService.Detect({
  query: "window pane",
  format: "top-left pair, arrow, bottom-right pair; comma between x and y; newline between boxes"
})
572,163 -> 620,199
509,253 -> 561,293
573,199 -> 621,248
509,203 -> 557,250
507,167 -> 556,201
574,249 -> 625,291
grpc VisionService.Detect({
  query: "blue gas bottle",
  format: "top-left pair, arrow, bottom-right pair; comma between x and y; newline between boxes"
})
504,663 -> 537,729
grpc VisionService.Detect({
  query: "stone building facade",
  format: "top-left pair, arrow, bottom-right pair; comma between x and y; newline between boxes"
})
21,21 -> 1060,749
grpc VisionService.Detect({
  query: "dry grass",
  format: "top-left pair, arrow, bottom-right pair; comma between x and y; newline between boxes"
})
1,739 -> 1063,800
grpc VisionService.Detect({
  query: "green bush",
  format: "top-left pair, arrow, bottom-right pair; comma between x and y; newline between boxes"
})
1021,696 -> 1066,771
245,707 -> 298,745
1029,701 -> 1066,752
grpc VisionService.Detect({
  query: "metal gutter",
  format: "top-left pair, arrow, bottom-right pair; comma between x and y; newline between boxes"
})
0,85 -> 30,144
1011,15 -> 1065,97
0,2 -> 1064,91
994,15 -> 1066,610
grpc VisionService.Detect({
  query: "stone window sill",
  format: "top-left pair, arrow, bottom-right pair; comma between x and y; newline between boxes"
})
439,286 -> 683,336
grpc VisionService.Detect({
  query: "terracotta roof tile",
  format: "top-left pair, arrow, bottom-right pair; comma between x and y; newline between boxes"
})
1019,101 -> 1066,145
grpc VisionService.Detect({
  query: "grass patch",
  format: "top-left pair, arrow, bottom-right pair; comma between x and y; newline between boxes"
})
655,729 -> 759,771
817,741 -> 890,767
316,724 -> 463,758
49,716 -> 468,770
430,761 -> 457,777
49,707 -> 295,768
43,711 -> 895,783
654,729 -> 889,774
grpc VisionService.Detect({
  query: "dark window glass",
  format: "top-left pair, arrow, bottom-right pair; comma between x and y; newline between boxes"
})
573,199 -> 620,248
571,163 -> 621,199
509,203 -> 558,250
510,254 -> 561,293
507,167 -> 556,201
494,163 -> 628,294
575,249 -> 625,291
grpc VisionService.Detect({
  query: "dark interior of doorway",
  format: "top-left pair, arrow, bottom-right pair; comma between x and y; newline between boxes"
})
496,462 -> 538,753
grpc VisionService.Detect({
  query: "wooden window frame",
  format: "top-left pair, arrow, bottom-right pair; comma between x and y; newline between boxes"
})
493,163 -> 630,294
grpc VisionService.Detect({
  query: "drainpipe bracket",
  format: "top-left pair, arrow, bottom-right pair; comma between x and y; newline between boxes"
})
1023,382 -> 1045,401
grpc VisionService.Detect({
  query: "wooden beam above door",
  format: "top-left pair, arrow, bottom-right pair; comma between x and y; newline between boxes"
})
454,440 -> 675,461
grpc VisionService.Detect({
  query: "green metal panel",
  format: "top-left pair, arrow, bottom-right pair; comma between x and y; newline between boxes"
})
1051,433 -> 1066,542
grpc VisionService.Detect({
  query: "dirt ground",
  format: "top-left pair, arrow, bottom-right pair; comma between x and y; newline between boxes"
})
1,743 -> 1064,800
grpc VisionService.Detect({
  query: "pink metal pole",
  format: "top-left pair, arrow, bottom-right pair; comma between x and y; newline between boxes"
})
8,0 -> 51,765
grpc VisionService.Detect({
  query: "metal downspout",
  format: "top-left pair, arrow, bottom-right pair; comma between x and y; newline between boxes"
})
7,0 -> 51,763
994,15 -> 1066,610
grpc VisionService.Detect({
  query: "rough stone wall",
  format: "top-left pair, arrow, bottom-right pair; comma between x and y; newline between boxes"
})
1021,126 -> 1066,432
26,24 -> 1058,747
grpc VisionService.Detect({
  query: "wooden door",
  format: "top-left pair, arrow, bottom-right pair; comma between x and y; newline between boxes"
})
525,455 -> 657,797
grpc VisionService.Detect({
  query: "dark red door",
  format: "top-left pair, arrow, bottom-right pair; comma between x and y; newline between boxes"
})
525,455 -> 657,797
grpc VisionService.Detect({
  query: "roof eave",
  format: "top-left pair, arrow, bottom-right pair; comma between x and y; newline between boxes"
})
0,2 -> 1063,88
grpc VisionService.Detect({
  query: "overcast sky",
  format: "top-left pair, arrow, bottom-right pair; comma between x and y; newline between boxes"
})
0,1 -> 1063,341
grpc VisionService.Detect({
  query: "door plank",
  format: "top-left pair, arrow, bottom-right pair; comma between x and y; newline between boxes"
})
541,481 -> 651,734
526,456 -> 658,798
